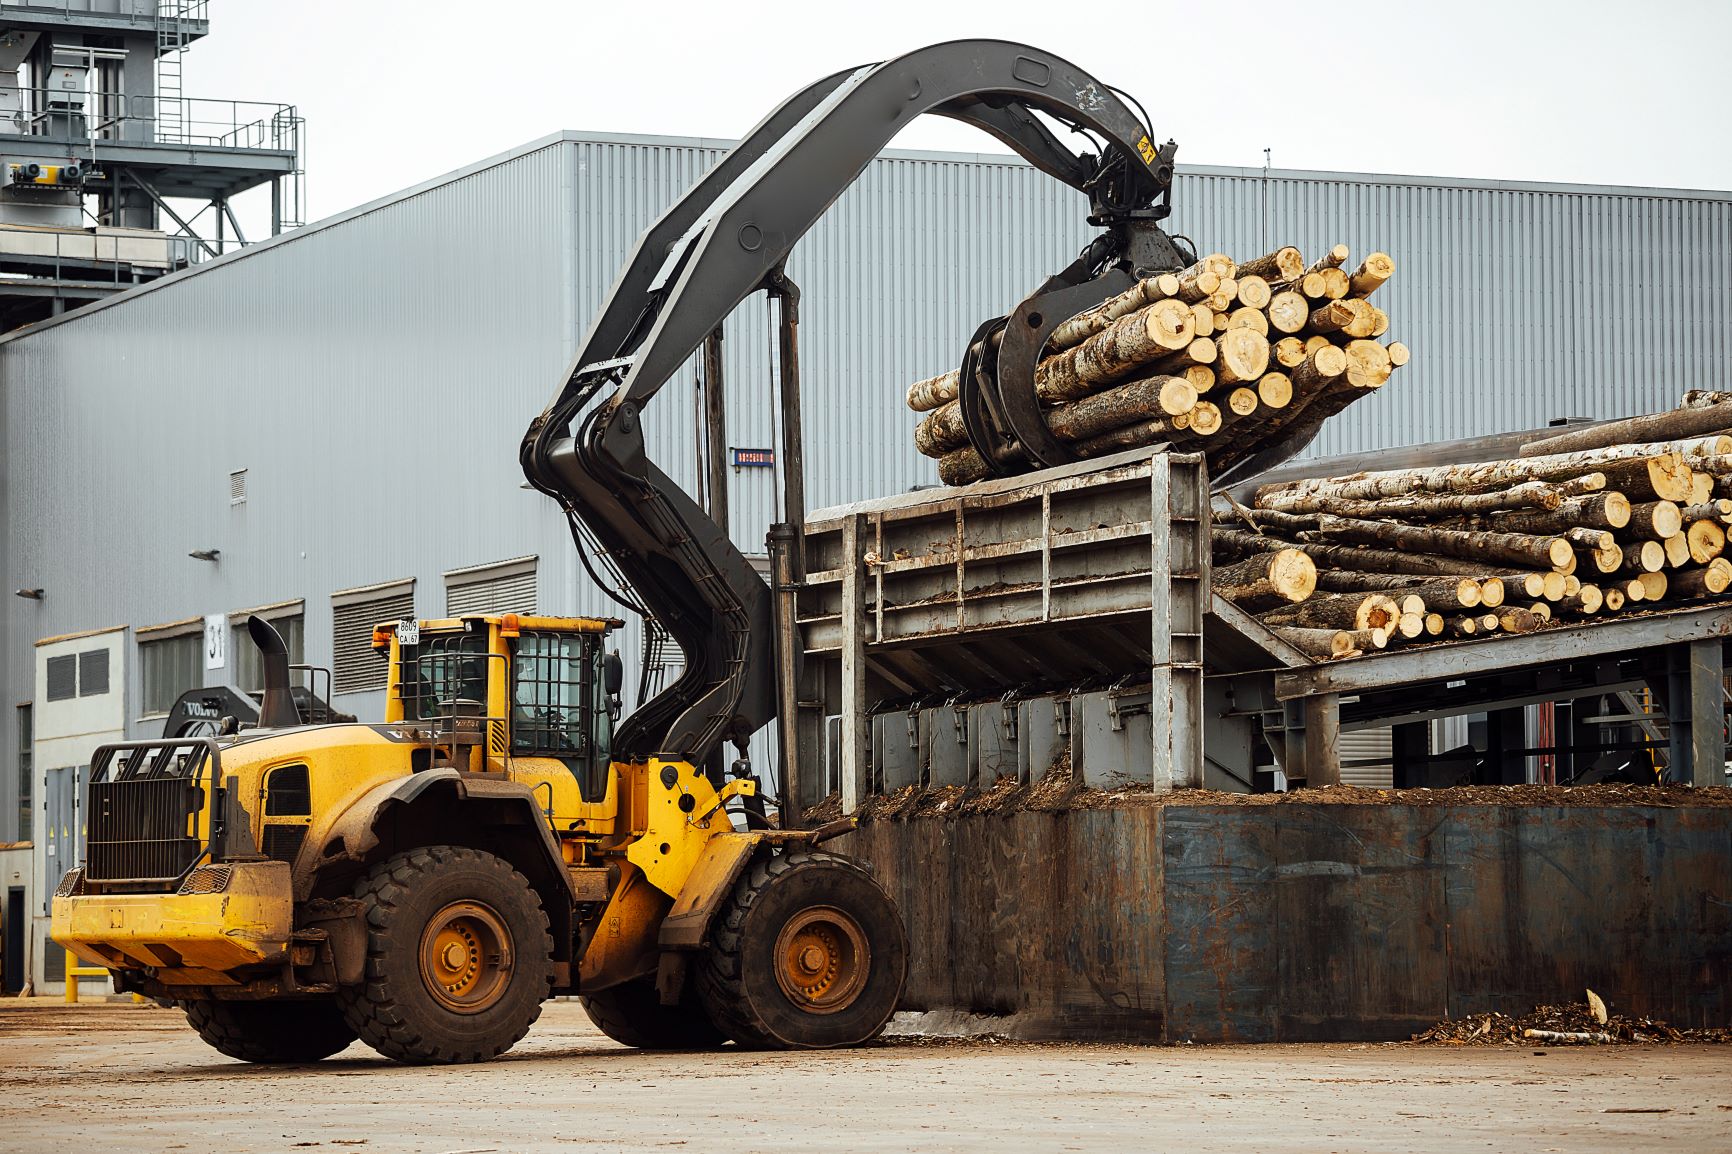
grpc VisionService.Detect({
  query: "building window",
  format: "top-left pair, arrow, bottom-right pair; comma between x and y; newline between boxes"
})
332,581 -> 414,695
78,649 -> 109,697
230,612 -> 305,692
139,631 -> 201,715
445,556 -> 537,617
16,704 -> 30,843
45,655 -> 75,702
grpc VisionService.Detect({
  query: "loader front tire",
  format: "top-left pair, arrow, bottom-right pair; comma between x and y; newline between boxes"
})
185,998 -> 357,1064
581,977 -> 728,1050
697,850 -> 906,1049
337,846 -> 553,1064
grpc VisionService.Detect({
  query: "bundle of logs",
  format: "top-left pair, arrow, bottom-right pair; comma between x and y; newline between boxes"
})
905,244 -> 1407,485
1209,394 -> 1732,659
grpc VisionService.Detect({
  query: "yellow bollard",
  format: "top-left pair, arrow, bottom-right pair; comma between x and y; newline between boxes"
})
65,963 -> 110,1004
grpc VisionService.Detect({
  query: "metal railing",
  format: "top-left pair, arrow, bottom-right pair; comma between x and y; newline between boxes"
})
0,219 -> 196,280
0,84 -> 299,152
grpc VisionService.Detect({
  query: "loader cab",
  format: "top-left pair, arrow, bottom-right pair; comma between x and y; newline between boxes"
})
373,613 -> 623,792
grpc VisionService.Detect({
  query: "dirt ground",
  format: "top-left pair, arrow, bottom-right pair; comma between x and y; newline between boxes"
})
3,1001 -> 1730,1153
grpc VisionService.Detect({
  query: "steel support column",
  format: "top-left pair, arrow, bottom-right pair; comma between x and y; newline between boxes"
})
1667,638 -> 1725,786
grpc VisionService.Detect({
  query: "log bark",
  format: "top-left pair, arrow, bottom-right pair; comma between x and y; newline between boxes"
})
1621,539 -> 1666,573
1255,479 -> 1565,519
1518,402 -> 1732,457
936,446 -> 989,486
1348,252 -> 1395,297
1681,500 -> 1732,523
1306,299 -> 1367,335
1274,626 -> 1369,659
1463,492 -> 1631,535
1312,570 -> 1482,607
1236,247 -> 1305,283
1048,272 -> 1184,351
1308,514 -> 1574,570
1306,244 -> 1351,273
1687,518 -> 1726,564
1212,549 -> 1317,610
1266,291 -> 1310,335
1625,500 -> 1682,541
1262,591 -> 1399,631
907,369 -> 961,412
1175,268 -> 1221,304
1672,557 -> 1732,598
1564,527 -> 1614,551
1034,297 -> 1195,403
1449,615 -> 1479,637
1289,344 -> 1348,392
1497,608 -> 1542,634
1222,535 -> 1513,578
1150,337 -> 1217,373
1256,452 -> 1692,504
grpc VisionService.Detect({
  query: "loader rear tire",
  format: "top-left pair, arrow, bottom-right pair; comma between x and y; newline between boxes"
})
185,998 -> 357,1064
581,978 -> 728,1050
337,846 -> 553,1065
697,850 -> 906,1049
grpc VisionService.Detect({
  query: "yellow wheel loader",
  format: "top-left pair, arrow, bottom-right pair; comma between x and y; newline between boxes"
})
53,39 -> 1188,1063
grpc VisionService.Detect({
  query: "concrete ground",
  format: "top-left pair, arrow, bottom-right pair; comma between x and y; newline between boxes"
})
2,1000 -> 1729,1153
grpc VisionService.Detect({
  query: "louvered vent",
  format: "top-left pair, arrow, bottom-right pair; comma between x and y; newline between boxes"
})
45,654 -> 75,701
229,468 -> 247,505
446,566 -> 537,617
332,590 -> 413,695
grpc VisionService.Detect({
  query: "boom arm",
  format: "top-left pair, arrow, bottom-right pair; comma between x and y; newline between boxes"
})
522,40 -> 1178,771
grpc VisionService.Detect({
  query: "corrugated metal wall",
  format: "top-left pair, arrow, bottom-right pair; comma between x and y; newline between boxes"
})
2,130 -> 1728,837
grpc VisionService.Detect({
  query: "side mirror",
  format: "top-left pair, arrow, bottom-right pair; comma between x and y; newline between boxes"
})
603,651 -> 624,696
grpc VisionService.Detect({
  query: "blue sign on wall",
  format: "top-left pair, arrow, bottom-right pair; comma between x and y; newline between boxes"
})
731,447 -> 775,468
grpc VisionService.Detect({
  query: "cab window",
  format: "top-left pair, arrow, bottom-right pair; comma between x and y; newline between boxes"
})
511,632 -> 590,756
398,632 -> 488,721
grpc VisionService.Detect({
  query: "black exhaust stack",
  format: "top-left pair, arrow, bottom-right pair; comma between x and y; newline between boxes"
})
246,615 -> 301,729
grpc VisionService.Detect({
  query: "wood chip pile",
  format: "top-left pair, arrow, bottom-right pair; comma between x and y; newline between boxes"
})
1212,392 -> 1732,660
906,245 -> 1406,485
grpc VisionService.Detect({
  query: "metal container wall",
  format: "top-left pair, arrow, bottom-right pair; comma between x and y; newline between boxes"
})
2,128 -> 1728,838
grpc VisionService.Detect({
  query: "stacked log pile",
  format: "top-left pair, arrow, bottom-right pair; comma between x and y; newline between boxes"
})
1209,401 -> 1732,660
906,245 -> 1406,485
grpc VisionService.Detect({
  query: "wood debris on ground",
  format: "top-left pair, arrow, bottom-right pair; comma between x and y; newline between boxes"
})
906,245 -> 1404,485
1411,996 -> 1732,1045
1210,395 -> 1732,660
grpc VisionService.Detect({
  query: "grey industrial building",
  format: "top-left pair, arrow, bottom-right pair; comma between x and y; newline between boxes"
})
2,127 -> 1729,990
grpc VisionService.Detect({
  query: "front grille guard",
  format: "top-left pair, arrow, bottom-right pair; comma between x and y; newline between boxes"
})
84,737 -> 225,890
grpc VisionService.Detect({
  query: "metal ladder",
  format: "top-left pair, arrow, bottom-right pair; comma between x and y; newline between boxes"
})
153,2 -> 200,144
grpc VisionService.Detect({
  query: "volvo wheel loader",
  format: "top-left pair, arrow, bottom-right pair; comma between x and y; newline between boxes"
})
52,39 -> 1190,1064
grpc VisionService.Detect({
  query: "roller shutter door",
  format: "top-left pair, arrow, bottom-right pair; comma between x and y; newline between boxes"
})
332,589 -> 414,695
445,561 -> 536,617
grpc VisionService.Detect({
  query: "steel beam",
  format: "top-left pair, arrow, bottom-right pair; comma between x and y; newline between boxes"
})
839,514 -> 870,813
1667,638 -> 1726,786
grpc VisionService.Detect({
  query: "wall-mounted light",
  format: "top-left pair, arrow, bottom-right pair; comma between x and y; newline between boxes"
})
14,587 -> 43,599
189,549 -> 221,562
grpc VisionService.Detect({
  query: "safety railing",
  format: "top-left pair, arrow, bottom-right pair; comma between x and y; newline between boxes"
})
0,219 -> 197,280
0,1 -> 193,21
0,84 -> 299,152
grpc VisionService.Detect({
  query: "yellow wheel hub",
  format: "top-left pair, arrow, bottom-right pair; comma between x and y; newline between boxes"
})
418,901 -> 513,1014
773,905 -> 870,1014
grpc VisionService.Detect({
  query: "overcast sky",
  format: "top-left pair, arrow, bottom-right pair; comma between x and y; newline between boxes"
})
187,0 -> 1732,229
